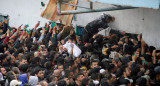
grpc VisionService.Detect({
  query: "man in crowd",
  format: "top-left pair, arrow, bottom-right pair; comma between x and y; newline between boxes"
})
83,13 -> 115,43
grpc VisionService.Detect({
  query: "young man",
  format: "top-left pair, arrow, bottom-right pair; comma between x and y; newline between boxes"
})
33,68 -> 44,81
75,73 -> 84,86
83,14 -> 115,43
90,60 -> 99,69
0,67 -> 7,79
57,64 -> 64,75
119,65 -> 132,86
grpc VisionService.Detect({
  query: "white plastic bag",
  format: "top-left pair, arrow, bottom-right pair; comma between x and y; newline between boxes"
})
63,42 -> 81,57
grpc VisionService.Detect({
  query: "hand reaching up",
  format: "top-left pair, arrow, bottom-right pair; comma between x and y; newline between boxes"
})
35,21 -> 40,28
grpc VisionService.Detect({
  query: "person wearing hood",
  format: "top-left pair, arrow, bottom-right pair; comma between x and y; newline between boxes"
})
83,14 -> 115,43
28,76 -> 38,86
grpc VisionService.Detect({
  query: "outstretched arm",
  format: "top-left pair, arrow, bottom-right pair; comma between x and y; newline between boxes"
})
2,17 -> 9,34
32,21 -> 40,37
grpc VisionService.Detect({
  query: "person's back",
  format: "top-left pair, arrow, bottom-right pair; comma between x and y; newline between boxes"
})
85,17 -> 108,35
19,73 -> 28,86
83,14 -> 114,43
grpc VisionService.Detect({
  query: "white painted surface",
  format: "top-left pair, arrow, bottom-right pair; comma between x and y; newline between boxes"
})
73,1 -> 160,48
91,0 -> 160,9
0,0 -> 49,28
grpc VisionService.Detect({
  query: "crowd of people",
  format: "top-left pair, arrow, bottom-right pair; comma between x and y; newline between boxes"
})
0,14 -> 160,86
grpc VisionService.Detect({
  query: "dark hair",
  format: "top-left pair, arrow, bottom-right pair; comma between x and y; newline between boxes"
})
48,75 -> 56,83
0,54 -> 7,61
89,68 -> 101,75
19,57 -> 27,62
91,59 -> 99,65
75,73 -> 83,80
82,78 -> 89,86
46,61 -> 52,70
108,64 -> 115,73
96,35 -> 103,43
107,16 -> 113,21
17,48 -> 24,53
101,82 -> 109,86
88,82 -> 95,86
91,73 -> 99,80
136,77 -> 147,86
56,57 -> 64,65
8,47 -> 15,54
30,46 -> 38,52
105,73 -> 112,81
12,67 -> 19,74
31,57 -> 40,65
57,80 -> 66,86
19,64 -> 29,73
40,58 -> 48,67
31,67 -> 43,76
2,61 -> 10,67
58,75 -> 65,81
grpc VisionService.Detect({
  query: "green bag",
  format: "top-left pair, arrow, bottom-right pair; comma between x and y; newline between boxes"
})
51,22 -> 56,28
41,2 -> 45,6
44,26 -> 47,30
25,24 -> 29,27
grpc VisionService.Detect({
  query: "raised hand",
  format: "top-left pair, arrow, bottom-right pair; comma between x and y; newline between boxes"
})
92,34 -> 99,39
69,29 -> 74,36
35,21 -> 40,28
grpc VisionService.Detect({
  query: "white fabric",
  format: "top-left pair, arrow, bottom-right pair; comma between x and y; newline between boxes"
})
93,80 -> 99,85
10,80 -> 22,86
124,78 -> 133,83
100,69 -> 105,74
98,27 -> 111,36
63,42 -> 81,57
29,76 -> 38,86
109,51 -> 123,59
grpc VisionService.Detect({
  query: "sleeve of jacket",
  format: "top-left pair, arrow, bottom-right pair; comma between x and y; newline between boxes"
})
51,34 -> 58,47
3,23 -> 8,34
42,32 -> 51,45
2,36 -> 9,44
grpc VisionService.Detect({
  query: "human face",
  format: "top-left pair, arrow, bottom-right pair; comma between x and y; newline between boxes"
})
157,52 -> 160,57
125,37 -> 129,43
64,78 -> 69,85
0,29 -> 3,33
91,62 -> 98,69
83,70 -> 88,78
42,49 -> 48,55
106,19 -> 111,23
156,74 -> 160,81
68,39 -> 72,43
117,61 -> 122,67
61,40 -> 65,45
125,67 -> 131,77
1,68 -> 7,75
78,75 -> 84,82
69,72 -> 74,79
58,65 -> 63,72
59,45 -> 64,52
19,59 -> 27,65
10,56 -> 16,64
38,70 -> 44,79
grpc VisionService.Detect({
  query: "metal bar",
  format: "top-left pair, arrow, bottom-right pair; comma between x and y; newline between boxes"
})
61,2 -> 91,9
90,2 -> 93,9
57,0 -> 61,14
60,7 -> 137,15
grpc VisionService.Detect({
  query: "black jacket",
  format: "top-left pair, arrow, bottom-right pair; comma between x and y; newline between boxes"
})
85,14 -> 111,35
